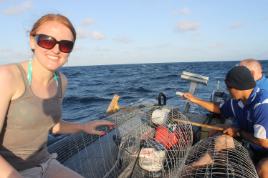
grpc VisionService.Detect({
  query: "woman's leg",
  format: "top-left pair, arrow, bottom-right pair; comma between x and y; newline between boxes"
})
44,159 -> 84,178
20,167 -> 43,178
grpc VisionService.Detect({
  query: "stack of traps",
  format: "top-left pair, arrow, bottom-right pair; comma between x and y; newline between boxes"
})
111,105 -> 258,178
113,105 -> 193,178
51,104 -> 258,178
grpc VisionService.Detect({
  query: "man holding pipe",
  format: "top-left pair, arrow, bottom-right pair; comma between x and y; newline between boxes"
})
181,66 -> 268,177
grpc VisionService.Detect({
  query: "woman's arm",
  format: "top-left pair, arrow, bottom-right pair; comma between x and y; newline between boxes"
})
51,120 -> 114,135
0,66 -> 16,132
0,65 -> 23,178
51,73 -> 115,136
0,156 -> 22,178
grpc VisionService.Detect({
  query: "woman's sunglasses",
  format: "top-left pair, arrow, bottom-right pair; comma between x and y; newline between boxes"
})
34,34 -> 74,53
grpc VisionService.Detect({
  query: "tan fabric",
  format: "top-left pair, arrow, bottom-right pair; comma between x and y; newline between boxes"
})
0,64 -> 62,171
20,153 -> 83,178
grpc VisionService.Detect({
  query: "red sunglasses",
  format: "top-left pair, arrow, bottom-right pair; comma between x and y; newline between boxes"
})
34,34 -> 74,53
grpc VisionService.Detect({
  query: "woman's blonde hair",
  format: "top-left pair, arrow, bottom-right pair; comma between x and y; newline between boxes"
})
30,13 -> 76,41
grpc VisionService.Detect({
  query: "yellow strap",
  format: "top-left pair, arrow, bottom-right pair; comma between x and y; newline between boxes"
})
106,95 -> 120,114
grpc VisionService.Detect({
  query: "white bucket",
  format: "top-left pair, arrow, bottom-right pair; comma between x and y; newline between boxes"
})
151,108 -> 170,125
139,147 -> 166,172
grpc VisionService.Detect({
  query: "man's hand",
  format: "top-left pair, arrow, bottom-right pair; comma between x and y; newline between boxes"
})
223,127 -> 240,137
182,92 -> 198,103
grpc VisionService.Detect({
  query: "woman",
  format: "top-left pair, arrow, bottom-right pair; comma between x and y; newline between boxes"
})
0,14 -> 114,178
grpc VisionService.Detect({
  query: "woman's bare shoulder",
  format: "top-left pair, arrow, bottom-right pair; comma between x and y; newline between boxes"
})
0,64 -> 19,81
0,63 -> 25,96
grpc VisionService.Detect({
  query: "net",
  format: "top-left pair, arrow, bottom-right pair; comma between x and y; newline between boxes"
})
48,104 -> 258,178
48,104 -> 193,178
114,105 -> 193,178
178,135 -> 258,178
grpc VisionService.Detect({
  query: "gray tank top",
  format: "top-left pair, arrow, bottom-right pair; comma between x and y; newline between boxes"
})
0,64 -> 62,171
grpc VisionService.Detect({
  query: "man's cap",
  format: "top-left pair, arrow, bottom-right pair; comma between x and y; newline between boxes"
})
225,66 -> 256,90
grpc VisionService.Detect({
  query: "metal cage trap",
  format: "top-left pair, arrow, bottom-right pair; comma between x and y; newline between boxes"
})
178,135 -> 258,178
112,104 -> 194,178
48,103 -> 193,178
48,103 -> 258,178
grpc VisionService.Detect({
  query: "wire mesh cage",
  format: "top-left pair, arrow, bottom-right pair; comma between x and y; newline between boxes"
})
48,104 -> 194,178
48,103 -> 259,178
114,105 -> 193,178
178,135 -> 258,178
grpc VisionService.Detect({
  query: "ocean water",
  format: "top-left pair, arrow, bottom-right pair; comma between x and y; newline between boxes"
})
61,60 -> 268,123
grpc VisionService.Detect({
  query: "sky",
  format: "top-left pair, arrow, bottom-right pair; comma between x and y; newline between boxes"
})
0,0 -> 267,66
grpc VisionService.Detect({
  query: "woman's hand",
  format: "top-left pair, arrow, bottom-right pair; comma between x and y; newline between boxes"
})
81,120 -> 115,136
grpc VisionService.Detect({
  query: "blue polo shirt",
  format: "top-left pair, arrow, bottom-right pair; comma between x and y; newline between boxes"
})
257,75 -> 268,91
220,87 -> 268,151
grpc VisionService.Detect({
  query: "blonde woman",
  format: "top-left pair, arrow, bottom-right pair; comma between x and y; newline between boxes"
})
0,14 -> 114,178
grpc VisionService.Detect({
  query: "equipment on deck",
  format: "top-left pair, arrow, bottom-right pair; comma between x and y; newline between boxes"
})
180,71 -> 209,113
47,71 -> 258,178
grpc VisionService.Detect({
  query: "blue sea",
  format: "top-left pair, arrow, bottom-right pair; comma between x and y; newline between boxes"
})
61,60 -> 268,123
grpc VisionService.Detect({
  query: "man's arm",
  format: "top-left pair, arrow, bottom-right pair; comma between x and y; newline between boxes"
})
223,127 -> 268,149
250,103 -> 268,149
240,130 -> 268,149
182,93 -> 221,113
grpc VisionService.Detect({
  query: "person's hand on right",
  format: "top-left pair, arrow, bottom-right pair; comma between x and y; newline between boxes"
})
182,92 -> 199,103
223,127 -> 240,137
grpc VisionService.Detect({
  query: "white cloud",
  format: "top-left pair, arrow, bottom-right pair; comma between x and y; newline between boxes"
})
0,48 -> 29,64
81,18 -> 95,26
172,7 -> 191,16
176,20 -> 200,32
230,22 -> 243,29
90,31 -> 105,40
178,7 -> 191,15
179,7 -> 191,15
92,46 -> 111,52
209,43 -> 225,49
3,0 -> 32,15
77,28 -> 105,40
0,48 -> 12,55
77,28 -> 91,39
113,36 -> 131,44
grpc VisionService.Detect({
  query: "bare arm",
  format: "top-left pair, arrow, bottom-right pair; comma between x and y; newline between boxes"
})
240,130 -> 268,149
0,65 -> 22,178
223,127 -> 268,148
51,73 -> 114,136
51,120 -> 114,135
182,92 -> 221,113
0,156 -> 22,178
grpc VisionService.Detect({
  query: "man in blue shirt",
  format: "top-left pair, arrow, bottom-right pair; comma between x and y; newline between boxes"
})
240,58 -> 268,90
182,66 -> 268,178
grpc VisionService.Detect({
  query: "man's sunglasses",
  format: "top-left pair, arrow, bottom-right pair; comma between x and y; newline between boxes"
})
34,34 -> 74,53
